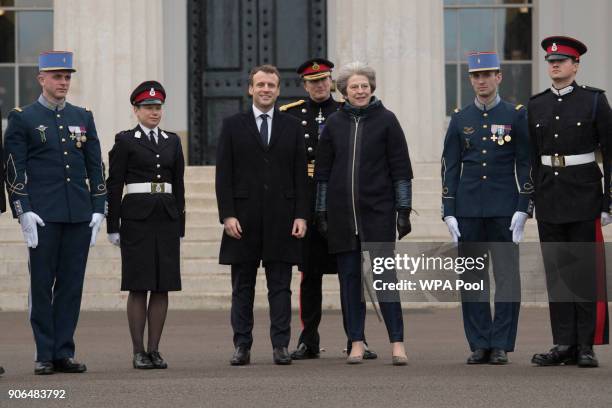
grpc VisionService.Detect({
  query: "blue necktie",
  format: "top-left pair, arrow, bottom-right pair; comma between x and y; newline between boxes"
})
259,114 -> 269,146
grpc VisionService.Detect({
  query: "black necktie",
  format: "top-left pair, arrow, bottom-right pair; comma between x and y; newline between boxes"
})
149,130 -> 157,145
259,114 -> 269,146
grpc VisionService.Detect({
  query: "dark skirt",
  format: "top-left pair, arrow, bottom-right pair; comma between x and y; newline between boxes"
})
120,202 -> 181,291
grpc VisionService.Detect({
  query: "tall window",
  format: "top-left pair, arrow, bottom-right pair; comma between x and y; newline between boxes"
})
0,0 -> 53,122
444,0 -> 533,115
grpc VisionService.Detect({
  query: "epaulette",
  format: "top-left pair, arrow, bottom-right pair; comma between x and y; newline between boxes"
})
530,88 -> 550,100
453,107 -> 460,114
580,85 -> 605,93
12,107 -> 22,113
515,104 -> 524,110
279,100 -> 305,112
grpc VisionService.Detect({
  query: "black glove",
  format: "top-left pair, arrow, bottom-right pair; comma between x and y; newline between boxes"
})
396,208 -> 411,240
315,211 -> 328,239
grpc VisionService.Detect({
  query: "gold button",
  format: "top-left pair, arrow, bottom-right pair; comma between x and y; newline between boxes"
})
482,175 -> 487,180
59,125 -> 64,129
483,125 -> 488,129
482,150 -> 487,154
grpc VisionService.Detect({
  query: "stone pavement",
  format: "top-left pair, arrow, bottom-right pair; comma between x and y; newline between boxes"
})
0,307 -> 611,408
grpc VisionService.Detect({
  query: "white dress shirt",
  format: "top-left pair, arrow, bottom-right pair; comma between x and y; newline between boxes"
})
252,105 -> 274,144
139,124 -> 159,143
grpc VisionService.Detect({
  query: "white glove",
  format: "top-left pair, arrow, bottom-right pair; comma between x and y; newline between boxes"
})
107,233 -> 120,247
601,212 -> 612,227
18,212 -> 45,248
509,211 -> 529,243
89,213 -> 105,247
443,216 -> 461,243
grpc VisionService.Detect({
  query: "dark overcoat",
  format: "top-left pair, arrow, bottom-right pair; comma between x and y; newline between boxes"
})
215,109 -> 309,265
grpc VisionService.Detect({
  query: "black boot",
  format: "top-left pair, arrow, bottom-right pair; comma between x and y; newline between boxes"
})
531,345 -> 577,366
577,345 -> 598,368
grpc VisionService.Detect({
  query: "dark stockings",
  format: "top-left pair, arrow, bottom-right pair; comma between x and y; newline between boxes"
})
127,291 -> 169,354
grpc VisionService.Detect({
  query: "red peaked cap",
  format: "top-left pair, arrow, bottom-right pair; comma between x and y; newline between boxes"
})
130,80 -> 166,106
541,36 -> 587,61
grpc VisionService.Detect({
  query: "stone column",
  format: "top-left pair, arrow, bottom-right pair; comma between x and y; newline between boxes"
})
54,0 -> 164,156
328,0 -> 446,163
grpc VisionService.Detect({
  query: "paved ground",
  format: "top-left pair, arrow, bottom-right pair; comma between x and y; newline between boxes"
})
0,307 -> 611,408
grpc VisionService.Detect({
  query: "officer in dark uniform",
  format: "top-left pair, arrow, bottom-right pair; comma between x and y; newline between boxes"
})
0,108 -> 5,377
442,52 -> 532,365
3,51 -> 106,375
529,36 -> 610,368
106,81 -> 185,370
281,58 -> 376,360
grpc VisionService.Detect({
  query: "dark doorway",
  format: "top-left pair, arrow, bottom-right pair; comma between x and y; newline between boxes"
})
188,0 -> 328,165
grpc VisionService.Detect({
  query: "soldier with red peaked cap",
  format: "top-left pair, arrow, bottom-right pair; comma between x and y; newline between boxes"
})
529,36 -> 611,367
106,80 -> 186,370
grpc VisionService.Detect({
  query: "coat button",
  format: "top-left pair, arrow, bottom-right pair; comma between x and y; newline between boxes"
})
64,151 -> 68,155
482,175 -> 487,180
554,171 -> 559,176
554,134 -> 559,138
558,98 -> 562,102
65,164 -> 70,169
66,178 -> 71,182
482,137 -> 486,141
301,121 -> 307,126
156,154 -> 160,158
577,122 -> 581,126
536,123 -> 540,128
555,116 -> 560,120
156,164 -> 161,168
157,175 -> 161,179
482,124 -> 488,129
59,125 -> 64,129
62,138 -> 66,142
305,133 -> 310,139
301,108 -> 307,113
308,147 -> 313,152
56,114 -> 61,118
554,153 -> 559,157
483,113 -> 488,117
482,150 -> 487,154
482,163 -> 487,167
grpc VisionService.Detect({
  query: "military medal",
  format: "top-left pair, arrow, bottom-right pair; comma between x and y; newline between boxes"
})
76,141 -> 82,148
504,135 -> 511,142
35,125 -> 48,143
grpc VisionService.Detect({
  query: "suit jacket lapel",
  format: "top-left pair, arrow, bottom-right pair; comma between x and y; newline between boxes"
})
242,111 -> 266,151
268,109 -> 282,150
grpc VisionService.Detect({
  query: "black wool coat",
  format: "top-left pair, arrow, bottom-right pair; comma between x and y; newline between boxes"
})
315,101 -> 413,254
215,109 -> 309,265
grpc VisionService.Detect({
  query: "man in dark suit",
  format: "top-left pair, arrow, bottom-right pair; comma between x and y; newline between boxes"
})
216,64 -> 308,365
3,51 -> 106,375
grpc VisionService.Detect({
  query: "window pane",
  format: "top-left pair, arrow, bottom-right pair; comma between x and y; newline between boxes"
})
18,66 -> 39,104
17,11 -> 52,63
444,10 -> 458,61
499,63 -> 531,105
0,10 -> 15,62
0,67 -> 16,112
0,1 -> 14,6
500,7 -> 531,60
445,64 -> 458,115
459,9 -> 495,60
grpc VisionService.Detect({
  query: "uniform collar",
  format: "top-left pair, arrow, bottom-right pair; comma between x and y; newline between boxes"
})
139,124 -> 159,137
38,94 -> 66,111
474,94 -> 501,111
550,81 -> 576,96
309,95 -> 335,109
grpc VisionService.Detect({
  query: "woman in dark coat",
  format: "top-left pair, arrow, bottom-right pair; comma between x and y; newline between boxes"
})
314,62 -> 413,365
106,81 -> 185,369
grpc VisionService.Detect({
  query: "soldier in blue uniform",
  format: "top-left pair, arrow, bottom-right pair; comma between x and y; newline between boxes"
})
280,58 -> 377,360
529,36 -> 610,368
441,52 -> 532,365
3,51 -> 106,375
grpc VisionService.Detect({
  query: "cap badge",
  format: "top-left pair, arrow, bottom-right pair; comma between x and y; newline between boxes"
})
552,43 -> 558,52
477,58 -> 481,64
149,88 -> 156,96
312,62 -> 320,71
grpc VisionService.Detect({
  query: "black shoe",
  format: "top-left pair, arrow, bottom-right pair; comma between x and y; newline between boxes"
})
577,345 -> 598,368
273,347 -> 292,365
363,345 -> 378,360
34,361 -> 54,375
53,358 -> 86,373
230,347 -> 250,366
133,352 -> 154,369
290,343 -> 320,360
531,345 -> 577,366
489,348 -> 508,365
467,349 -> 490,364
148,351 -> 168,369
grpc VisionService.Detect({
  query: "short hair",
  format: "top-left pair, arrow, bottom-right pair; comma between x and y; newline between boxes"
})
335,61 -> 376,96
248,64 -> 281,86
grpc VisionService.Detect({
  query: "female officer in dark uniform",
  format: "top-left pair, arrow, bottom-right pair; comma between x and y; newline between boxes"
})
106,81 -> 185,369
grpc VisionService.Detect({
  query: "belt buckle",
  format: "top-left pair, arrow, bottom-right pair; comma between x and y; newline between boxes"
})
307,161 -> 315,178
151,182 -> 165,193
552,155 -> 565,168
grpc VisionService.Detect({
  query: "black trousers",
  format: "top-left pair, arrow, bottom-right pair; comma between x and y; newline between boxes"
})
231,261 -> 292,349
457,217 -> 521,352
537,219 -> 609,346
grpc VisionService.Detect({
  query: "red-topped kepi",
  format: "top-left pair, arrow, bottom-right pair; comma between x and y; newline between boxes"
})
541,36 -> 587,61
